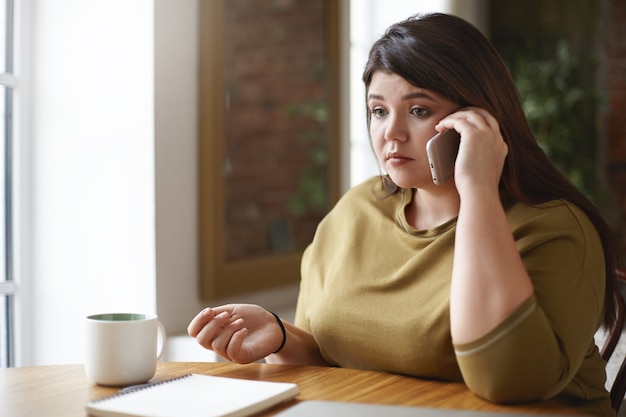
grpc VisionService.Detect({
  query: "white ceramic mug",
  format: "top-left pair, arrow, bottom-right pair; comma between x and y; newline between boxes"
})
84,313 -> 166,386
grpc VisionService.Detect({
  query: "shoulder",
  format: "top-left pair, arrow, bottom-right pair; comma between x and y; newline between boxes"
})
331,176 -> 399,213
340,176 -> 388,199
506,198 -> 596,236
506,198 -> 603,270
313,176 -> 404,234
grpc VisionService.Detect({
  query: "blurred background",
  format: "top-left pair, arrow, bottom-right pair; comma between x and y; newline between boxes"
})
0,0 -> 624,369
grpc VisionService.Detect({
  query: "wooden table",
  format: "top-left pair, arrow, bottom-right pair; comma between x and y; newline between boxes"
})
0,361 -> 589,416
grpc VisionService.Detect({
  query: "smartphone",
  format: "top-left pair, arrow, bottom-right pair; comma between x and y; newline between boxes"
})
426,129 -> 461,185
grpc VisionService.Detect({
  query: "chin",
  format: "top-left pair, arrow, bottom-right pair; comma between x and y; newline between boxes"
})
386,173 -> 429,190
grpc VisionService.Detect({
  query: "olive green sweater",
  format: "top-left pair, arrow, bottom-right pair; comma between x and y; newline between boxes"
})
295,177 -> 612,416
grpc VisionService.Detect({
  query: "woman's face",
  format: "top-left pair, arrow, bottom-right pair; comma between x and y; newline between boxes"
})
367,71 -> 458,189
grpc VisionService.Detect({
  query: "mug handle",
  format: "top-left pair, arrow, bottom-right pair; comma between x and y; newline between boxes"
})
156,321 -> 167,360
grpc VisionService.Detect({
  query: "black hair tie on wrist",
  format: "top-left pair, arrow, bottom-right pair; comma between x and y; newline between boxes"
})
270,311 -> 286,354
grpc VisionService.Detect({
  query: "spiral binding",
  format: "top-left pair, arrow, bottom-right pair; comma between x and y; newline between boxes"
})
92,374 -> 193,402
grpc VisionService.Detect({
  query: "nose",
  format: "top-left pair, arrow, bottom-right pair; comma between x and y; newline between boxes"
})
383,114 -> 409,142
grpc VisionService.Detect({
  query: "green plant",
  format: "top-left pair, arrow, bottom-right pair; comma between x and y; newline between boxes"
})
286,100 -> 329,217
512,40 -> 605,202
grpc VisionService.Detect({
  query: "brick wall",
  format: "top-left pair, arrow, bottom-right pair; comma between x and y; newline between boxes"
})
221,0 -> 330,261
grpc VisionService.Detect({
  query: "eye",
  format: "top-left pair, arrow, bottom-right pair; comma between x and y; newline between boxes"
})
370,107 -> 388,118
410,107 -> 430,117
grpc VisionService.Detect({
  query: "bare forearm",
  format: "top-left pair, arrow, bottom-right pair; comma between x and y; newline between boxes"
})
450,188 -> 533,344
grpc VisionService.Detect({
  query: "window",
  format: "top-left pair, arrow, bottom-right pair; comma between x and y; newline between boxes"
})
0,0 -> 15,368
199,0 -> 341,300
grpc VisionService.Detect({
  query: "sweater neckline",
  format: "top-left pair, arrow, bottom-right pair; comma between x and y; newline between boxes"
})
395,188 -> 458,237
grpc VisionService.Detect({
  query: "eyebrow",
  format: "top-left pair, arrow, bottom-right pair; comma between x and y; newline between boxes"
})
367,91 -> 439,102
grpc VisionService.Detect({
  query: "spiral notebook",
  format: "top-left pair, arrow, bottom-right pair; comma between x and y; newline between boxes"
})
85,373 -> 299,417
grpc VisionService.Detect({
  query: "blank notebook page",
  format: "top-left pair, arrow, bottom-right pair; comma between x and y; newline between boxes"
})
85,373 -> 299,417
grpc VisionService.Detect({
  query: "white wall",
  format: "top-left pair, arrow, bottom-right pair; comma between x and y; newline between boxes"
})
25,0 -> 157,365
153,0 -> 204,337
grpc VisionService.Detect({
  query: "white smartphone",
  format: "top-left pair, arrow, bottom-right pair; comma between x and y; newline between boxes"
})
426,129 -> 461,185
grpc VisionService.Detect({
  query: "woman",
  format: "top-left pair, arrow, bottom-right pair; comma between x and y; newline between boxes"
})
188,13 -> 620,416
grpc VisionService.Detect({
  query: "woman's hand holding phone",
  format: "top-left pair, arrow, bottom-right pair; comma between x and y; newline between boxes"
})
434,107 -> 507,193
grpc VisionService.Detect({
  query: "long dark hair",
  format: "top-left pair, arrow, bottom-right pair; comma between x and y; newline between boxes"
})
362,13 -> 619,327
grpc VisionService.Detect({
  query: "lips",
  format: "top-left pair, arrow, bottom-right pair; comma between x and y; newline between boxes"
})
386,151 -> 412,161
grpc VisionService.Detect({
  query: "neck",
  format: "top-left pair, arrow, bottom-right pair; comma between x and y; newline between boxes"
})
405,183 -> 460,230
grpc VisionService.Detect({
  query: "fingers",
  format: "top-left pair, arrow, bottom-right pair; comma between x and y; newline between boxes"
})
187,305 -> 237,337
434,107 -> 507,191
207,317 -> 247,361
436,107 -> 499,136
224,327 -> 250,362
436,107 -> 505,156
187,307 -> 248,359
187,307 -> 217,337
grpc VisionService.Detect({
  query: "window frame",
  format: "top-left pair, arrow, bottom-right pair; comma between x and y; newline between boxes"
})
0,0 -> 16,368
